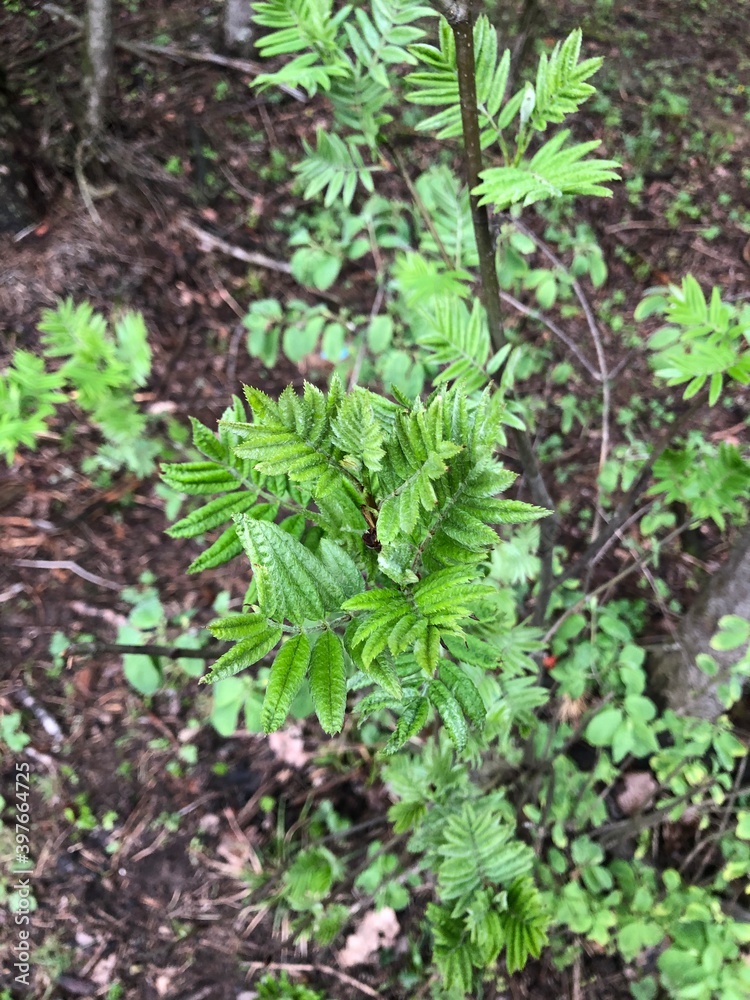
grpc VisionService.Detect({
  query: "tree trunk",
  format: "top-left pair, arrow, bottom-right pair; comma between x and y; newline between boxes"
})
650,527 -> 750,720
223,0 -> 253,55
84,0 -> 114,134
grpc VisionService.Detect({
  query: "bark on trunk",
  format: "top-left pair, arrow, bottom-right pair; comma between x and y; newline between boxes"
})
223,0 -> 253,54
84,0 -> 114,134
650,527 -> 750,720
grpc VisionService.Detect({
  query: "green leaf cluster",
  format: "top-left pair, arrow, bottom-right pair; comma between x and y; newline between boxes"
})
295,131 -> 377,208
474,129 -> 620,211
638,275 -> 750,404
254,0 -> 433,203
648,433 -> 750,530
406,15 -> 514,147
164,9 -> 750,996
424,800 -> 548,991
163,378 -> 547,742
256,972 -> 330,1000
1,299 -> 156,473
406,20 -> 619,212
163,397 -> 279,574
0,349 -> 67,463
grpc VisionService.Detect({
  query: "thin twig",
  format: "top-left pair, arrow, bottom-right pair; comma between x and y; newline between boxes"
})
572,952 -> 582,1000
245,962 -> 380,999
388,143 -> 454,270
178,218 -> 292,274
64,639 -> 229,660
507,216 -> 612,538
594,777 -> 716,849
508,216 -> 607,377
604,220 -> 704,234
498,290 -> 600,380
181,218 -> 344,307
692,754 -> 748,884
207,270 -> 247,389
14,559 -> 121,590
41,3 -> 84,27
0,583 -> 25,603
551,392 -> 707,592
348,281 -> 386,391
258,101 -> 279,147
13,685 -> 64,745
348,218 -> 386,391
7,30 -> 81,70
227,322 -> 247,391
126,42 -> 306,102
41,3 -> 306,101
542,520 -> 696,643
220,164 -> 258,202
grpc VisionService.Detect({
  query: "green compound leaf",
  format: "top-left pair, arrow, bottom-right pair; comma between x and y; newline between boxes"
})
417,297 -> 491,392
235,515 -> 344,624
530,28 -> 602,131
381,695 -> 430,755
183,497 -> 279,572
437,803 -> 534,902
501,877 -> 549,974
231,381 -> 341,491
187,524 -> 244,573
167,493 -> 268,539
442,632 -> 502,670
428,678 -> 468,750
439,660 -> 486,728
262,633 -> 312,733
161,461 -> 240,495
378,442 -> 462,544
294,129 -> 377,209
356,689 -> 402,720
189,416 -> 228,462
207,612 -> 278,642
309,630 -> 347,734
414,622 -> 441,672
316,537 -> 365,600
342,588 -> 414,667
359,653 -> 403,700
201,623 -> 283,684
331,387 -> 385,473
406,15 -> 513,149
411,568 -> 495,643
474,131 -> 619,212
428,903 -> 475,995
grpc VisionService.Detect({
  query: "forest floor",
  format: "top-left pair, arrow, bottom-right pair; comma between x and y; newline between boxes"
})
1,0 -> 749,998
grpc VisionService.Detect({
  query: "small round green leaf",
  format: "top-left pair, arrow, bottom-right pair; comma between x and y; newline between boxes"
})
585,706 -> 624,747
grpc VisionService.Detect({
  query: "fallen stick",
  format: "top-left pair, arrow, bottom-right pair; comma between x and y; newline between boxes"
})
62,639 -> 228,660
180,217 -> 345,308
41,4 -> 305,101
14,558 -> 121,590
13,684 -> 64,744
178,217 -> 292,275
